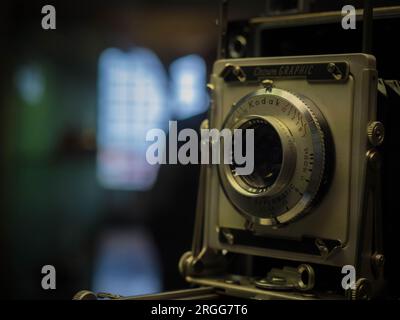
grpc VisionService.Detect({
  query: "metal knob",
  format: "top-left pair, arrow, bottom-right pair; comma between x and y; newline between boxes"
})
367,121 -> 385,146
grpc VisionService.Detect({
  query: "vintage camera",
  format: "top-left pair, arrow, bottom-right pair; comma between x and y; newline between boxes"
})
176,5 -> 400,301
74,4 -> 400,301
179,54 -> 382,300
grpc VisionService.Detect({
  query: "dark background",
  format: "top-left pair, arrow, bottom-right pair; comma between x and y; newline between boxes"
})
0,0 -> 398,299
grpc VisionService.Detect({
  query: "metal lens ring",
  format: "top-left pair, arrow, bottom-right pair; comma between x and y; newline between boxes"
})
218,87 -> 331,226
228,115 -> 296,198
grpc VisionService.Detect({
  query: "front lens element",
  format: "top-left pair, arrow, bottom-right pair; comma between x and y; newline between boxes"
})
232,118 -> 283,190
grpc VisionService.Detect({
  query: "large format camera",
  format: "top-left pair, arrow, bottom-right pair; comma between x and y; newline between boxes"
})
188,53 -> 379,299
175,3 -> 400,300
75,3 -> 400,301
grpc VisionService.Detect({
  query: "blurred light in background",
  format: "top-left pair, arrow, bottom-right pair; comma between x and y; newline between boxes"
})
169,54 -> 209,120
14,64 -> 45,106
97,48 -> 168,191
92,228 -> 161,296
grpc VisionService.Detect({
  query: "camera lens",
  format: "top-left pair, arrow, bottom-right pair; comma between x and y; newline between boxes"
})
220,89 -> 329,225
232,118 -> 283,190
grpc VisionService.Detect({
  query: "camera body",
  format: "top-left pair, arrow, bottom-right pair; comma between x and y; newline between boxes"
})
75,6 -> 400,301
207,54 -> 377,268
176,6 -> 400,301
178,53 -> 383,299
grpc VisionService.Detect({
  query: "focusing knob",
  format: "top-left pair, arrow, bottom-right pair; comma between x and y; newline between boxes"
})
350,278 -> 372,300
367,121 -> 385,146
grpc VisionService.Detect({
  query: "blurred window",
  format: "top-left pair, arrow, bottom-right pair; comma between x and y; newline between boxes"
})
169,54 -> 209,120
97,48 -> 168,190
